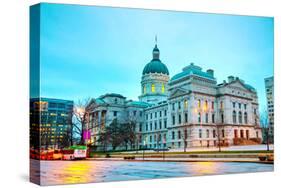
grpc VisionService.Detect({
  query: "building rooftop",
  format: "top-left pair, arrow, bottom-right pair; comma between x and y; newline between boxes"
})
170,63 -> 215,82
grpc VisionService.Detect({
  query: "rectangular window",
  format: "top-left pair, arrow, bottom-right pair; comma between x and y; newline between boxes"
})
213,130 -> 216,138
150,113 -> 152,119
133,111 -> 137,116
178,114 -> 181,124
178,102 -> 181,109
154,122 -> 157,130
164,110 -> 167,116
172,115 -> 175,125
244,104 -> 247,110
211,101 -> 214,109
164,120 -> 167,128
150,123 -> 152,131
233,102 -> 236,108
172,103 -> 175,111
205,113 -> 208,123
238,103 -> 241,109
199,129 -> 202,138
139,123 -> 142,132
113,111 -> 117,116
146,123 -> 148,131
185,113 -> 188,123
212,114 -> 215,123
159,121 -> 162,129
155,112 -> 157,118
198,113 -> 201,123
160,111 -> 162,117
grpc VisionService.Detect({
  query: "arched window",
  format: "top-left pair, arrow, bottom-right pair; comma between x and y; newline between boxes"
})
204,100 -> 208,111
184,100 -> 188,109
151,84 -> 155,93
198,112 -> 201,123
198,100 -> 201,108
161,84 -> 165,93
232,110 -> 237,124
239,111 -> 242,124
244,112 -> 248,124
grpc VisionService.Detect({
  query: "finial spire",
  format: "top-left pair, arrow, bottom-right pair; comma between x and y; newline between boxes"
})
152,35 -> 160,60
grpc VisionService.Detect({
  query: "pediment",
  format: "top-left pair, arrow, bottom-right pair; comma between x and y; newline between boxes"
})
169,88 -> 189,98
227,81 -> 250,91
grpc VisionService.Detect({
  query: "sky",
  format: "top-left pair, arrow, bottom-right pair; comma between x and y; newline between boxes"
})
38,3 -> 274,111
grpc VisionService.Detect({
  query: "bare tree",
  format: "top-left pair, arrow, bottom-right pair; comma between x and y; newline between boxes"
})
260,108 -> 270,151
71,98 -> 93,145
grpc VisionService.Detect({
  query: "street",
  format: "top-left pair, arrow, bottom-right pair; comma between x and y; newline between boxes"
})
30,159 -> 273,185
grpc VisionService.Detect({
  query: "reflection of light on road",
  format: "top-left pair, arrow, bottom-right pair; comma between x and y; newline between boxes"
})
62,161 -> 94,184
190,162 -> 219,175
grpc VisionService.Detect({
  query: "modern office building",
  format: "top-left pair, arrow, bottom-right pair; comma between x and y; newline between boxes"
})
30,98 -> 74,149
87,42 -> 262,151
265,76 -> 274,142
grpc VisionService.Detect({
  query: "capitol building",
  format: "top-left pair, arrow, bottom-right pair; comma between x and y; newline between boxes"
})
86,42 -> 262,150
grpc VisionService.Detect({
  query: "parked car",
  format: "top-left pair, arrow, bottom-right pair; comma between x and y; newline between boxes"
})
53,149 -> 63,160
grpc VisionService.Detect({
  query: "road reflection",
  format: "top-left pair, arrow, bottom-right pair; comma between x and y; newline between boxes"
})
62,161 -> 94,184
30,160 -> 273,186
188,162 -> 219,175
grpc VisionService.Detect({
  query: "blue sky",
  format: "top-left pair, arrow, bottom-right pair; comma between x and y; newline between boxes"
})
39,3 -> 273,111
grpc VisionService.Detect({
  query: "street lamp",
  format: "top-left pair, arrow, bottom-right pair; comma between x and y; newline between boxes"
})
143,140 -> 146,160
163,139 -> 166,160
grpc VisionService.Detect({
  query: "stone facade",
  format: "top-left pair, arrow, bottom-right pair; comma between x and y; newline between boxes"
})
86,44 -> 262,151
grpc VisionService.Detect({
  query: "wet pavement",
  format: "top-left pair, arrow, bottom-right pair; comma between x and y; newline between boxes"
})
30,159 -> 273,185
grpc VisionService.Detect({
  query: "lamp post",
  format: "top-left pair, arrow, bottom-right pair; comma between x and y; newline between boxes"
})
142,140 -> 146,160
163,139 -> 166,160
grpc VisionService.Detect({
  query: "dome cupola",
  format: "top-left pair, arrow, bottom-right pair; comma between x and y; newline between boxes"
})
139,37 -> 170,104
142,39 -> 169,75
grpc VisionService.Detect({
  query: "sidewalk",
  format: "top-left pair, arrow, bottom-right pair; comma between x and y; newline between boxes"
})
86,157 -> 273,164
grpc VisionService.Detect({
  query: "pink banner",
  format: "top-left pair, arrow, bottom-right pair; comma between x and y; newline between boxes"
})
83,130 -> 91,139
